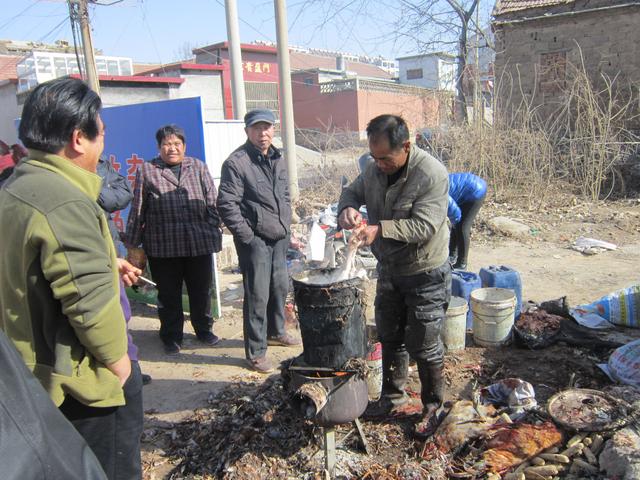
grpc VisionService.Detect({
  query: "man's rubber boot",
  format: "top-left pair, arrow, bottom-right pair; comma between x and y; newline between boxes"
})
414,361 -> 445,439
364,350 -> 409,417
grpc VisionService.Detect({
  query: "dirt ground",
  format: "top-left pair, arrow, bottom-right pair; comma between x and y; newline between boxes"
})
132,198 -> 640,479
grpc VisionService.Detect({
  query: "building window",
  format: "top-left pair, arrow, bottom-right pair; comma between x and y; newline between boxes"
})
304,77 -> 314,86
539,51 -> 567,94
406,68 -> 423,80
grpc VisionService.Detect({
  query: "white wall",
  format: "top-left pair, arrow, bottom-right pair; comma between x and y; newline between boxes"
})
203,120 -> 246,184
178,72 -> 225,121
0,82 -> 19,144
438,58 -> 456,91
398,55 -> 456,92
100,84 -> 175,107
398,56 -> 438,89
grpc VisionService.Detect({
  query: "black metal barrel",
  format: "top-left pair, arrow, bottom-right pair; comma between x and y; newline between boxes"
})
292,272 -> 367,369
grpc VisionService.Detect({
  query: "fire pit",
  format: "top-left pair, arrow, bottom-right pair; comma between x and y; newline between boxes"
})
286,270 -> 371,477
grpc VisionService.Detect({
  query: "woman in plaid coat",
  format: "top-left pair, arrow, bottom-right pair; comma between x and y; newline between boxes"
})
125,125 -> 222,355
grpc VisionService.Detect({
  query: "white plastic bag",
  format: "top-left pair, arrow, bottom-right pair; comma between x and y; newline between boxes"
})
608,339 -> 640,388
306,221 -> 326,262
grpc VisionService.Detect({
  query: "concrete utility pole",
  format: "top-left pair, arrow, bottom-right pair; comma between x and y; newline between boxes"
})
225,0 -> 246,119
74,0 -> 100,94
274,0 -> 299,201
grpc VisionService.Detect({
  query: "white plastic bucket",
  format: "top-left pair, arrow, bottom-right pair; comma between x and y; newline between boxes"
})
365,342 -> 382,401
471,288 -> 517,347
443,296 -> 468,351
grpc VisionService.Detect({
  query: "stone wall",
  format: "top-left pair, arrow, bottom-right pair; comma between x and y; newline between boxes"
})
494,3 -> 640,123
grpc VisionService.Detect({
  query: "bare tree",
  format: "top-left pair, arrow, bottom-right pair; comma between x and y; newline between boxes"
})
293,0 -> 491,124
173,41 -> 198,62
395,0 -> 480,122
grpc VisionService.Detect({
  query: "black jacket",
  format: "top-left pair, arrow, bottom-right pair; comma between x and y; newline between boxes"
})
0,330 -> 107,480
96,157 -> 133,247
217,141 -> 291,244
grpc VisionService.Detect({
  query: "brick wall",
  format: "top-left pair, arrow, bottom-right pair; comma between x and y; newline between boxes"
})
494,4 -> 640,122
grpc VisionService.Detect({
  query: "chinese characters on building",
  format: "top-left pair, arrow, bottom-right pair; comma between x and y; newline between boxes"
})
242,62 -> 272,74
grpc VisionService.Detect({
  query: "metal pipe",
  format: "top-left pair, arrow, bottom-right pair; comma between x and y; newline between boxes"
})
225,0 -> 246,119
274,0 -> 299,201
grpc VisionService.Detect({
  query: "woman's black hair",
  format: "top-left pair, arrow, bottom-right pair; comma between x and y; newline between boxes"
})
155,125 -> 186,146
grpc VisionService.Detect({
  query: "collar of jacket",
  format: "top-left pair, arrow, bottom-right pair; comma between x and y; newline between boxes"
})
150,156 -> 195,185
244,140 -> 282,164
150,156 -> 196,169
25,149 -> 102,201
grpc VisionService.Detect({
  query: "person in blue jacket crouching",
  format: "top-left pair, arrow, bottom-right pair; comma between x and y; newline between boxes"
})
447,173 -> 487,270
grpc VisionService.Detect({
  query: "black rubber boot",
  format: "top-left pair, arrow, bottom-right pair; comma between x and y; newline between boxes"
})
382,349 -> 410,401
414,361 -> 445,439
364,349 -> 410,417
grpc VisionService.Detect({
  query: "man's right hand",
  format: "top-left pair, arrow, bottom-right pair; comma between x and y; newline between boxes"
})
338,207 -> 363,230
107,354 -> 131,386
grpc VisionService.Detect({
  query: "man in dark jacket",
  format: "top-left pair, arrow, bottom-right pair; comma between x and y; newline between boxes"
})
217,109 -> 300,374
338,114 -> 451,439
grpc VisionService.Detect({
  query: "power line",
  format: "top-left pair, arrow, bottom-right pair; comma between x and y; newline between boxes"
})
68,0 -> 85,78
0,0 -> 40,32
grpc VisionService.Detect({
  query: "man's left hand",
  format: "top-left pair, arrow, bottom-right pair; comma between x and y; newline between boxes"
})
117,258 -> 142,287
355,225 -> 380,246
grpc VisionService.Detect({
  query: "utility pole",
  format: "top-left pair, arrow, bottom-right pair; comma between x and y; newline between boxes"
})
225,0 -> 246,119
274,0 -> 299,201
70,0 -> 100,93
474,0 -> 480,126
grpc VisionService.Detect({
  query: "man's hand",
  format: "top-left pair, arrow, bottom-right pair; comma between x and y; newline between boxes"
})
338,207 -> 363,230
354,225 -> 380,246
117,258 -> 142,287
107,353 -> 131,386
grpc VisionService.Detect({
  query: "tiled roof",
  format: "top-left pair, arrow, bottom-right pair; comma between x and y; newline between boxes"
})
493,0 -> 574,16
0,55 -> 20,81
290,51 -> 393,79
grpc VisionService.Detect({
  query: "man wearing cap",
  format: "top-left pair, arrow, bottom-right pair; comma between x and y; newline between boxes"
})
217,109 -> 300,373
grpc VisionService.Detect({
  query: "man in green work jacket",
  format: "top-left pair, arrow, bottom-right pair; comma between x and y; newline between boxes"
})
0,77 -> 143,479
338,114 -> 451,439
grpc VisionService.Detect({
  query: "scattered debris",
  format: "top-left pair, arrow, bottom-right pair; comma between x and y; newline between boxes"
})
570,236 -> 617,255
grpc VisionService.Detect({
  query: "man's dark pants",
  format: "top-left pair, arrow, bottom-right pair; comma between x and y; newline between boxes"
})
235,235 -> 288,360
375,262 -> 452,408
59,360 -> 143,480
148,254 -> 214,345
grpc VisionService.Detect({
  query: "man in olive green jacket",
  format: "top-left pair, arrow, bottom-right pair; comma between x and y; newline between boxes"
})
338,114 -> 451,439
0,78 -> 142,480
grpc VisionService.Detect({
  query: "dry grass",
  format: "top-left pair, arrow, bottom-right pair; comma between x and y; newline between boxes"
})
294,60 -> 639,214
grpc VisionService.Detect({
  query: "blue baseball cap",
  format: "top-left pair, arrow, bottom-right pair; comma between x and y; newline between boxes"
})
244,108 -> 276,127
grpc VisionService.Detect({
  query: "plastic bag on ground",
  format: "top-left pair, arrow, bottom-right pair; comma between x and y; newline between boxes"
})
475,378 -> 537,421
608,339 -> 640,388
573,284 -> 640,328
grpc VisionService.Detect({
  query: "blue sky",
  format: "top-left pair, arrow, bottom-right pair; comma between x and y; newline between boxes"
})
0,0 -> 423,64
2,1 -> 495,64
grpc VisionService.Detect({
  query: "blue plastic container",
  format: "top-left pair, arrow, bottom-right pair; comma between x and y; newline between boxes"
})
451,270 -> 481,329
479,265 -> 522,320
